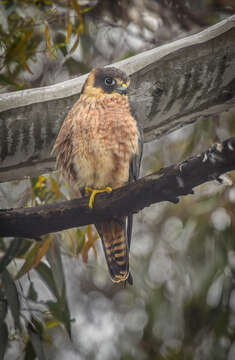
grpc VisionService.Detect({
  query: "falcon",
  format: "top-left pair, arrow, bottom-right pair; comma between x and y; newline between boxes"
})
52,67 -> 142,284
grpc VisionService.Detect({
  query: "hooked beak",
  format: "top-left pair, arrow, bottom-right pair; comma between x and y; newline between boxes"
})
116,83 -> 128,95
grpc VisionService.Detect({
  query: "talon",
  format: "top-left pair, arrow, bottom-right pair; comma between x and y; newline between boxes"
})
85,186 -> 112,208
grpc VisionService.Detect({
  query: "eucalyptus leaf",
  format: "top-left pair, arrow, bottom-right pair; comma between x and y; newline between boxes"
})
47,298 -> 71,338
46,240 -> 65,298
15,242 -> 41,280
35,262 -> 59,299
24,338 -> 36,360
0,289 -> 7,325
46,241 -> 71,337
28,322 -> 46,360
28,282 -> 38,302
0,238 -> 23,273
1,269 -> 21,330
0,74 -> 16,87
0,322 -> 8,360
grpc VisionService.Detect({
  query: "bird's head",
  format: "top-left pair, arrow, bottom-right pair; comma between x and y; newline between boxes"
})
82,67 -> 130,97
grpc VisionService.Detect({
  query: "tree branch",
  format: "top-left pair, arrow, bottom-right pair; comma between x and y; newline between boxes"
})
0,16 -> 235,182
0,137 -> 234,239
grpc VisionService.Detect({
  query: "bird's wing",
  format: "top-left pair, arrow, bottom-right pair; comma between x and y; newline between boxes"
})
51,111 -> 78,188
127,123 -> 143,248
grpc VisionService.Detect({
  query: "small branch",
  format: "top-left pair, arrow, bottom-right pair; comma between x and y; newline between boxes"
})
0,137 -> 235,239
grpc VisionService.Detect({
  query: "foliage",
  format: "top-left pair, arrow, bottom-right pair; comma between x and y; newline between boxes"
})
0,0 -> 92,91
0,174 -> 98,359
0,1 -> 235,359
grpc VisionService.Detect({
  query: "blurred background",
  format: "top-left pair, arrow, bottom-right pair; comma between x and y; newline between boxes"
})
0,1 -> 235,359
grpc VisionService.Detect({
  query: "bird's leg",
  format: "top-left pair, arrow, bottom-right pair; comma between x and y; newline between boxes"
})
85,186 -> 112,208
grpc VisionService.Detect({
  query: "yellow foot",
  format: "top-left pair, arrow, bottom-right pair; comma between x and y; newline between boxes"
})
85,186 -> 112,208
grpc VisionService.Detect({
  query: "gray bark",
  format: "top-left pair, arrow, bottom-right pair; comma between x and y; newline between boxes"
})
0,15 -> 235,183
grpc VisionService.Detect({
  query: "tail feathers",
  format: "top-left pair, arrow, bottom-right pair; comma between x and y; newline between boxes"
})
96,218 -> 131,284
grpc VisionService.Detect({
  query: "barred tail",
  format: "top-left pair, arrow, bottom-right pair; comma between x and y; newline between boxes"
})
96,217 -> 131,283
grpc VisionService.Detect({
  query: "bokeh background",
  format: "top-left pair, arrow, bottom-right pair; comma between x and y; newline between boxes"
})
1,1 -> 235,359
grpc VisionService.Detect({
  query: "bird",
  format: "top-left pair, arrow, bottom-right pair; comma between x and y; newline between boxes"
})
52,67 -> 142,284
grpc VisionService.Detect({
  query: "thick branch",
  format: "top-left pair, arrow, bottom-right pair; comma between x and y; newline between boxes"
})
0,16 -> 235,182
0,137 -> 234,239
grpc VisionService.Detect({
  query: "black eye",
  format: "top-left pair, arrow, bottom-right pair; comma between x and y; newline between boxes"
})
104,77 -> 116,86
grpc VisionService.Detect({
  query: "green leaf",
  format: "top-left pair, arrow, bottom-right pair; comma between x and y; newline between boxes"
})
69,34 -> 80,54
0,238 -> 6,252
28,282 -> 38,302
16,239 -> 33,258
49,176 -> 61,198
28,322 -> 46,360
35,262 -> 59,299
0,289 -> 7,325
24,338 -> 36,360
47,241 -> 71,336
28,317 -> 52,345
71,0 -> 84,35
37,242 -> 71,337
34,236 -> 52,268
0,74 -> 17,87
45,24 -> 54,57
46,240 -> 65,298
0,238 -> 23,273
44,318 -> 60,329
76,228 -> 85,254
1,269 -> 21,330
65,20 -> 73,43
0,322 -> 8,360
15,242 -> 41,280
47,298 -> 71,337
5,30 -> 33,64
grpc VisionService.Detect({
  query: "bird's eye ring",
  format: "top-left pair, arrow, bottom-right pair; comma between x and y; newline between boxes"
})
104,77 -> 116,86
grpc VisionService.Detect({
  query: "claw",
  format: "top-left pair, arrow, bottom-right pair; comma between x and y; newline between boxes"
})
85,186 -> 112,208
